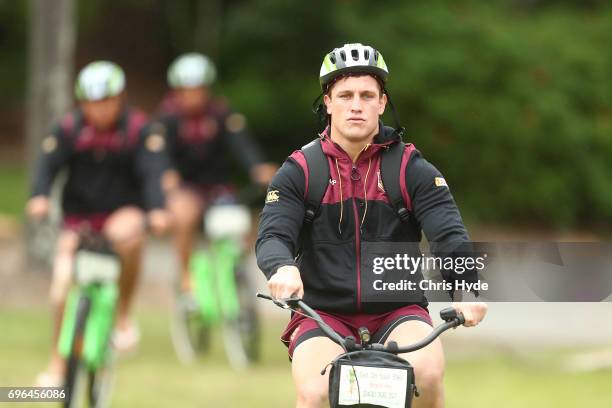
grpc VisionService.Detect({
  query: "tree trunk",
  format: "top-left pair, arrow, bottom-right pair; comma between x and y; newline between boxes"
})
26,0 -> 76,167
25,0 -> 76,269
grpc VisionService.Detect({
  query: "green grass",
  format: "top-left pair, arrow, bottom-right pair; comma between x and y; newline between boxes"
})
0,164 -> 26,218
0,308 -> 611,407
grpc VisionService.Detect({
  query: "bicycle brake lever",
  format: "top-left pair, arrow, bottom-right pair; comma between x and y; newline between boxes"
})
255,293 -> 300,310
282,297 -> 302,308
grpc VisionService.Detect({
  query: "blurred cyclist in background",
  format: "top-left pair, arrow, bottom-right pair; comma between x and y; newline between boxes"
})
26,61 -> 171,386
154,52 -> 276,293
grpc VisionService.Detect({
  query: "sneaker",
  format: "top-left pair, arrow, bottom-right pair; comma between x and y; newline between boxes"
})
111,322 -> 140,354
35,371 -> 63,387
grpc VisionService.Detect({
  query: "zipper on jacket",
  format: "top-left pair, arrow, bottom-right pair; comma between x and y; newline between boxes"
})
345,145 -> 369,312
351,164 -> 362,311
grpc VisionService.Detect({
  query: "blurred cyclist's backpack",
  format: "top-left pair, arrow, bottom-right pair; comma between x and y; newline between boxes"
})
61,109 -> 134,142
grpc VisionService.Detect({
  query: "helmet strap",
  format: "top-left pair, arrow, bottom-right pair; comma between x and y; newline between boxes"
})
311,91 -> 327,124
384,89 -> 405,139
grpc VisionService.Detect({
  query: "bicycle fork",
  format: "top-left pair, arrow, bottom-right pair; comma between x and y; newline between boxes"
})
58,285 -> 118,369
191,239 -> 242,323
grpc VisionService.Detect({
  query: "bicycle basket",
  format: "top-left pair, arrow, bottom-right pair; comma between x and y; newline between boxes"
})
329,350 -> 416,408
204,204 -> 251,240
74,250 -> 121,285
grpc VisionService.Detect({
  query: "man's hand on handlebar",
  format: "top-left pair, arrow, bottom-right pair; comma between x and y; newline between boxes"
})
147,209 -> 172,236
451,301 -> 488,327
267,265 -> 304,300
26,195 -> 50,221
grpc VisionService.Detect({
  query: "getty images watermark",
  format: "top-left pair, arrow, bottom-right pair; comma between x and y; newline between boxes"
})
361,242 -> 612,302
371,253 -> 489,293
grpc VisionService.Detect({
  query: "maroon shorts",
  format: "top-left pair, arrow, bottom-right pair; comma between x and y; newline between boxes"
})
281,304 -> 432,359
63,213 -> 111,233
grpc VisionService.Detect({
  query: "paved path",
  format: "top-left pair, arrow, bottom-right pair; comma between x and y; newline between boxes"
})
2,235 -> 612,349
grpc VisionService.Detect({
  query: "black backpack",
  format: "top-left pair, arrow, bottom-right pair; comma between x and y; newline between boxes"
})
63,109 -> 131,142
301,137 -> 412,224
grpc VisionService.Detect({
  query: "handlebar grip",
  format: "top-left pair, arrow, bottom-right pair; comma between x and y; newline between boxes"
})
256,293 -> 273,301
345,336 -> 357,351
440,307 -> 465,326
439,307 -> 458,321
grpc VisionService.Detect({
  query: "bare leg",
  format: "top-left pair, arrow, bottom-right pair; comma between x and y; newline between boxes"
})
292,337 -> 344,408
103,206 -> 145,333
166,188 -> 203,292
385,320 -> 446,408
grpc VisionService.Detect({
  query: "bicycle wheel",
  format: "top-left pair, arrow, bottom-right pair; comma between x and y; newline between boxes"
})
64,296 -> 91,408
89,350 -> 116,408
169,292 -> 211,364
222,264 -> 260,370
24,217 -> 59,269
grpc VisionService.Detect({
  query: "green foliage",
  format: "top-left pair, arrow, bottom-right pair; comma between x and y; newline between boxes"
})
219,0 -> 612,228
218,0 -> 339,159
4,0 -> 612,228
0,164 -> 26,217
0,0 -> 27,102
228,1 -> 612,227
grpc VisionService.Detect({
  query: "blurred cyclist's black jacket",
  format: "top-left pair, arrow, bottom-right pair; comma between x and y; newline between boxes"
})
31,108 -> 168,213
153,97 -> 264,186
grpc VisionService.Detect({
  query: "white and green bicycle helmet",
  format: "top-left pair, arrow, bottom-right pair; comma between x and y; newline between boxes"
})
167,52 -> 216,89
319,43 -> 389,91
75,61 -> 125,101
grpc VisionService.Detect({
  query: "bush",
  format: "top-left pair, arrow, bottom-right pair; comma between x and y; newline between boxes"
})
220,0 -> 612,229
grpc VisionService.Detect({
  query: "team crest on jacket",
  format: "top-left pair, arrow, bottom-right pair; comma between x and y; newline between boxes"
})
146,134 -> 165,152
377,171 -> 385,193
42,135 -> 58,153
434,177 -> 448,187
265,190 -> 280,203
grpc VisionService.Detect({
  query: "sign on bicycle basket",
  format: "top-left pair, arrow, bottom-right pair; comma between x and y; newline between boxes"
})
337,365 -> 408,408
75,250 -> 120,284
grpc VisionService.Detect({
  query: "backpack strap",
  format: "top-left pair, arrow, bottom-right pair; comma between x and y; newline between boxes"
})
116,109 -> 131,145
381,141 -> 411,223
62,110 -> 84,139
301,138 -> 330,223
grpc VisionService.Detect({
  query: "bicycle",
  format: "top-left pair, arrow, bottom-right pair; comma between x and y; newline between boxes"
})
257,293 -> 466,408
58,229 -> 121,408
170,189 -> 260,370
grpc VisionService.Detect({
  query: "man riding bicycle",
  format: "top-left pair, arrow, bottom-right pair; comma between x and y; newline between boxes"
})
256,43 -> 488,408
27,61 -> 171,386
153,52 -> 276,293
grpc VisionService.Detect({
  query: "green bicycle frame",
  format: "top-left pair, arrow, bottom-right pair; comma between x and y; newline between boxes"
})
190,238 -> 242,323
58,283 -> 118,369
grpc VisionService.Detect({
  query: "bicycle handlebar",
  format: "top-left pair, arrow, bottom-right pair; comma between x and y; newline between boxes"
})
256,293 -> 465,354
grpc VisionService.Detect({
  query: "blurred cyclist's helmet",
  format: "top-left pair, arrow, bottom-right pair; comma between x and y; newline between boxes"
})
319,43 -> 388,92
167,52 -> 216,89
75,61 -> 125,101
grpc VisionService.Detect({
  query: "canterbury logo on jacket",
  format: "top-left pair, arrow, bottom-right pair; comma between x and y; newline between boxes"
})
256,122 -> 472,314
